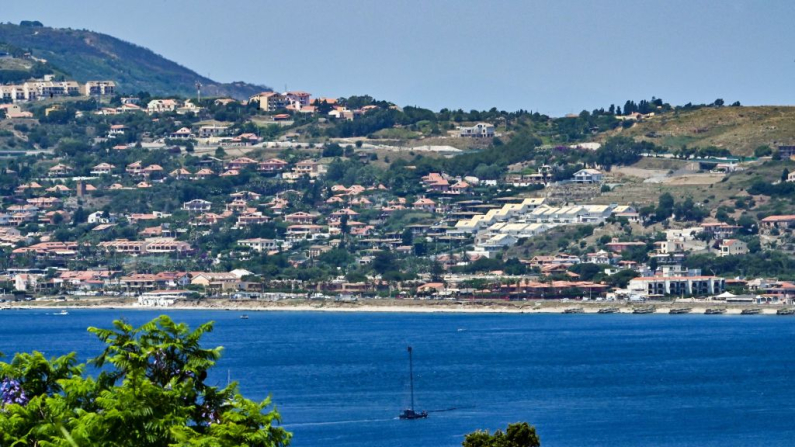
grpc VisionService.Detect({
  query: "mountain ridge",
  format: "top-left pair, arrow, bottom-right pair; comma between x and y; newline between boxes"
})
0,22 -> 269,99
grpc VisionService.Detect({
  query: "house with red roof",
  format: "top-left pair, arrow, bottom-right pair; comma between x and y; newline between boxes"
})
226,157 -> 258,170
760,215 -> 795,234
258,158 -> 289,172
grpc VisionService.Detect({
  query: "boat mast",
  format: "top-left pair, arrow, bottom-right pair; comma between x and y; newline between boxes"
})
408,346 -> 415,412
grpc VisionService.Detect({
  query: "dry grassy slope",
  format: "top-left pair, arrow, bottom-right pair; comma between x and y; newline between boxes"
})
594,159 -> 795,215
0,58 -> 35,70
602,106 -> 795,156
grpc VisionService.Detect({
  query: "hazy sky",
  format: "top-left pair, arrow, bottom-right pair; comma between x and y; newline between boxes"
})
5,1 -> 794,115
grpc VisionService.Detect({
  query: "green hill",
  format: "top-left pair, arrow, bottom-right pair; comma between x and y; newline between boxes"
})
0,22 -> 269,99
605,106 -> 795,156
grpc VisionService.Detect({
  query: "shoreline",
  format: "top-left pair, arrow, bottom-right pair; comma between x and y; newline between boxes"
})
2,298 -> 792,316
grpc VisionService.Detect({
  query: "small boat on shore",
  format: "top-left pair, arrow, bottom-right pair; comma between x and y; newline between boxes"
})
669,308 -> 692,315
705,308 -> 726,315
633,306 -> 655,314
741,308 -> 761,315
563,307 -> 584,314
776,308 -> 795,316
597,307 -> 620,314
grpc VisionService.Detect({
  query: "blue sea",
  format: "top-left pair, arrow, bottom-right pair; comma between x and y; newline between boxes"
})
1,309 -> 794,446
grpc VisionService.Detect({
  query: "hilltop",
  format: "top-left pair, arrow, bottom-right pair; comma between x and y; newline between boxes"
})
0,22 -> 268,99
605,106 -> 795,156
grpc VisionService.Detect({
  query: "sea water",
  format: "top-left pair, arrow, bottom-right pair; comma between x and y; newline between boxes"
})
0,309 -> 793,447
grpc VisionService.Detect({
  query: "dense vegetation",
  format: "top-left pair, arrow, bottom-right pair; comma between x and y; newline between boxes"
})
463,422 -> 541,447
0,316 -> 291,446
684,252 -> 795,280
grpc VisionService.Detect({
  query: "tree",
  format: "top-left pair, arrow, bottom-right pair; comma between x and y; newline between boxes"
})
754,145 -> 772,158
655,192 -> 675,221
315,100 -> 334,114
782,168 -> 790,183
72,206 -> 86,225
372,250 -> 396,275
318,248 -> 353,268
463,422 -> 541,447
51,212 -> 64,226
606,269 -> 639,288
339,214 -> 349,235
592,136 -> 658,169
401,228 -> 414,246
430,261 -> 444,282
322,143 -> 343,157
0,316 -> 291,446
568,263 -> 603,281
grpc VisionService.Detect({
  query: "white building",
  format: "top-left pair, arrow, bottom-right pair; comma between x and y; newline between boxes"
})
182,199 -> 212,213
569,142 -> 602,151
14,273 -> 40,292
572,169 -> 604,184
459,123 -> 495,138
719,239 -> 748,257
85,81 -> 116,96
137,290 -> 192,307
237,238 -> 291,253
87,211 -> 112,224
147,99 -> 178,114
628,276 -> 725,297
468,234 -> 517,259
199,125 -> 229,138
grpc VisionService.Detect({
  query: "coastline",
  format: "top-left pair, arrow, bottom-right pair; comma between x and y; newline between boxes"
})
2,297 -> 791,315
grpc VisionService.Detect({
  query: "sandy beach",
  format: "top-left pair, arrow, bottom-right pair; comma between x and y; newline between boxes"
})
2,297 -> 791,316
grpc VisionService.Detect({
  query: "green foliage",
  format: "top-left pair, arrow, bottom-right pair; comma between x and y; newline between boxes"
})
747,178 -> 795,197
416,133 -> 542,178
372,250 -> 396,275
568,263 -> 605,281
326,109 -> 401,138
592,136 -> 660,169
0,316 -> 291,447
463,422 -> 541,447
318,248 -> 354,268
754,145 -> 773,158
604,269 -> 640,288
322,143 -> 344,157
644,193 -> 707,224
0,61 -> 57,83
685,251 -> 795,279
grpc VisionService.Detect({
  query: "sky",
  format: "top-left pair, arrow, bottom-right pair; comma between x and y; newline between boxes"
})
4,0 -> 795,116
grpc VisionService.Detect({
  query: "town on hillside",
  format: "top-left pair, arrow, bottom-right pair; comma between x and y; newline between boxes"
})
2,78 -> 795,311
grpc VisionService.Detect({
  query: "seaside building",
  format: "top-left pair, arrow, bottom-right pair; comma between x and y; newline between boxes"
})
628,275 -> 725,298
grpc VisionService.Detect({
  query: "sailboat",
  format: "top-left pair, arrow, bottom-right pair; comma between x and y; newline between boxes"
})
399,346 -> 428,420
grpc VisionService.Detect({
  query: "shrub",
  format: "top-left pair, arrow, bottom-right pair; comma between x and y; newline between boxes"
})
0,316 -> 291,446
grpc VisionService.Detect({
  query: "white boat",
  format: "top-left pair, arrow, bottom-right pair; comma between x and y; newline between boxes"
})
55,310 -> 69,316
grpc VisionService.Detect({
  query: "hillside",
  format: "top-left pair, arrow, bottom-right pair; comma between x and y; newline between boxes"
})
606,106 -> 795,156
0,22 -> 268,99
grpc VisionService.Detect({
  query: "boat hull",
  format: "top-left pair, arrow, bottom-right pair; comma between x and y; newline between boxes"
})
399,409 -> 428,420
